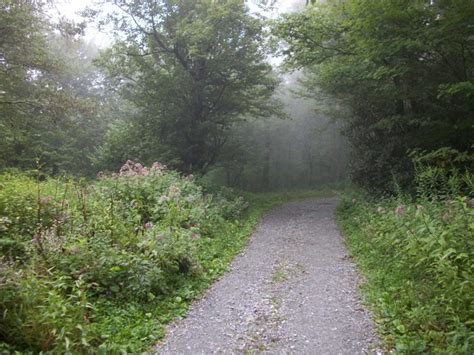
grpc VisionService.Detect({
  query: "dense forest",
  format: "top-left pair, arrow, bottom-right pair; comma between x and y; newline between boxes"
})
0,0 -> 348,189
1,0 -> 473,353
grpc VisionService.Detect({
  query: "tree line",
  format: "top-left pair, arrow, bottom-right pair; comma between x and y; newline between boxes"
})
1,0 -> 281,179
275,0 -> 473,192
1,0 -> 472,192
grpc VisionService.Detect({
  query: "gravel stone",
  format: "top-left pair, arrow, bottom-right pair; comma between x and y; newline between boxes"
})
156,198 -> 379,354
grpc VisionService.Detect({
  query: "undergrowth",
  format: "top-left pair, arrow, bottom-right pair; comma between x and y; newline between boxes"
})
0,161 -> 329,353
337,157 -> 474,353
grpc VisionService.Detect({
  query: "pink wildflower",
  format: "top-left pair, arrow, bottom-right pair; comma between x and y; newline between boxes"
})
168,185 -> 181,200
395,204 -> 406,216
151,162 -> 164,170
150,162 -> 166,175
117,161 -> 165,177
144,222 -> 154,230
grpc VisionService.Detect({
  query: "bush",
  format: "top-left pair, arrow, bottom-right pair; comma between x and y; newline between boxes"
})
0,172 -> 62,259
409,148 -> 473,199
0,161 -> 249,352
337,165 -> 474,352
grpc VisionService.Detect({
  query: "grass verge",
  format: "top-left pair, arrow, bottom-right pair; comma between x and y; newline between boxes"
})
336,194 -> 473,353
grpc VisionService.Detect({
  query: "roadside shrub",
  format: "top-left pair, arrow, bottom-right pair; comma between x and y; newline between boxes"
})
337,165 -> 474,353
0,161 -> 248,352
0,173 -> 64,259
410,147 -> 474,200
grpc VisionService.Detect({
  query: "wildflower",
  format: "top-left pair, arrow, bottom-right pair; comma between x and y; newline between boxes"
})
394,204 -> 406,216
133,162 -> 144,173
442,212 -> 450,224
151,162 -> 164,170
119,160 -> 135,176
169,185 -> 181,200
0,216 -> 11,224
169,185 -> 181,194
158,195 -> 170,203
144,222 -> 154,230
376,207 -> 386,214
151,162 -> 166,175
0,217 -> 11,231
39,196 -> 53,205
117,160 -> 157,177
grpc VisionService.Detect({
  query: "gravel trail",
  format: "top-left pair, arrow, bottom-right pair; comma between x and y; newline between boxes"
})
156,198 -> 378,354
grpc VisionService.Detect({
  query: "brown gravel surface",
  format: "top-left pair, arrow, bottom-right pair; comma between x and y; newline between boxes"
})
156,198 -> 379,354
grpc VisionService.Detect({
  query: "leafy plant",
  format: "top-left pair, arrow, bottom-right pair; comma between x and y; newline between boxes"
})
337,167 -> 474,353
0,161 -> 252,352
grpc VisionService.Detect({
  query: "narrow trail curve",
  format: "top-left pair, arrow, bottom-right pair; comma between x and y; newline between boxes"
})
156,198 -> 379,354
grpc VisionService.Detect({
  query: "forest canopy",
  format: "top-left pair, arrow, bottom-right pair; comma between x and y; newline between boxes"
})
0,0 -> 472,188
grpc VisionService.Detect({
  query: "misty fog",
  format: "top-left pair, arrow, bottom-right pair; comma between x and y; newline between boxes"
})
210,71 -> 350,191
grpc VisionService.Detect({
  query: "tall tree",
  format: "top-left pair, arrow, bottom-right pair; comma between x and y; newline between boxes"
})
97,0 -> 280,173
0,0 -> 56,168
0,1 -> 109,175
275,0 -> 474,191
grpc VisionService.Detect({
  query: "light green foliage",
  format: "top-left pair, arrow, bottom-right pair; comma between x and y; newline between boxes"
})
337,164 -> 474,352
275,0 -> 474,192
0,162 -> 253,352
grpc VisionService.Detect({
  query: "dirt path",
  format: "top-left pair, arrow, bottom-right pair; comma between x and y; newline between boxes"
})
156,198 -> 378,354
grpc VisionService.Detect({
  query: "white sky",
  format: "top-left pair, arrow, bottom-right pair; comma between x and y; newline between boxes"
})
50,0 -> 113,46
52,0 -> 305,47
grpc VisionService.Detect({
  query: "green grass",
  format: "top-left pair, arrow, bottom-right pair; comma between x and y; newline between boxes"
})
271,264 -> 288,283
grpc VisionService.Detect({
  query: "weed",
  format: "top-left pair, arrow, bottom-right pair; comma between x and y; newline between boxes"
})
272,262 -> 289,283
